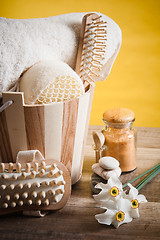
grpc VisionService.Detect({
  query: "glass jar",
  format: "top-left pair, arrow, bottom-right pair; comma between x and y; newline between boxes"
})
101,108 -> 137,172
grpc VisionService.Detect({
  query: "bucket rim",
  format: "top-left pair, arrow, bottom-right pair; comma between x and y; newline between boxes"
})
12,84 -> 95,107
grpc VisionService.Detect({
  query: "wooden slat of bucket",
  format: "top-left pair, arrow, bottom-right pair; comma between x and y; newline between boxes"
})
2,92 -> 28,162
61,98 -> 79,174
24,105 -> 45,157
79,86 -> 95,177
71,90 -> 91,184
0,110 -> 13,162
44,102 -> 63,162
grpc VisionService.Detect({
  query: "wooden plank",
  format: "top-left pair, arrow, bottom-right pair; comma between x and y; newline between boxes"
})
71,90 -> 91,184
44,102 -> 63,161
0,126 -> 159,240
0,110 -> 13,162
136,127 -> 160,148
61,98 -> 79,174
24,105 -> 45,157
78,86 -> 95,178
0,203 -> 159,240
2,92 -> 28,162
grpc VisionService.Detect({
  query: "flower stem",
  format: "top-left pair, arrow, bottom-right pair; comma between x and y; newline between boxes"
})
123,163 -> 160,188
136,165 -> 160,191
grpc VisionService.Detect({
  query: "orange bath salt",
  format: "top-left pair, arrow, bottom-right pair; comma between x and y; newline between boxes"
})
102,108 -> 137,172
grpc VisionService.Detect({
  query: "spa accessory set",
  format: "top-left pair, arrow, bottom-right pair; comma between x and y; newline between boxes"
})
0,12 -> 159,228
91,108 -> 160,227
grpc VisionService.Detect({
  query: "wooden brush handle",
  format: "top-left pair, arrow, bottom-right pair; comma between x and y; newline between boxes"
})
75,13 -> 97,91
75,13 -> 93,75
75,13 -> 107,92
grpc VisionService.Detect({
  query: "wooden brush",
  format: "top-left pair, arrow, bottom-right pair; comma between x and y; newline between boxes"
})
0,159 -> 71,215
75,13 -> 107,91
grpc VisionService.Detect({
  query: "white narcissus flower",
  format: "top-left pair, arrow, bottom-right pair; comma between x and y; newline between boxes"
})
127,183 -> 147,218
95,197 -> 133,228
93,176 -> 123,202
93,176 -> 148,228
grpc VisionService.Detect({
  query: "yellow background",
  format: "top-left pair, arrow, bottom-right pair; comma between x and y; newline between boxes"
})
0,0 -> 160,127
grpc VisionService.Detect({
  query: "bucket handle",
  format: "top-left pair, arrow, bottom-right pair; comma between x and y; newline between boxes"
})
0,100 -> 13,113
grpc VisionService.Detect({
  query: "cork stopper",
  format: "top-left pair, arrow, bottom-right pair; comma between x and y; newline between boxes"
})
103,108 -> 135,123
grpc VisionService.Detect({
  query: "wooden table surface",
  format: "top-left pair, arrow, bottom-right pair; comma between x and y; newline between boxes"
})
0,126 -> 160,240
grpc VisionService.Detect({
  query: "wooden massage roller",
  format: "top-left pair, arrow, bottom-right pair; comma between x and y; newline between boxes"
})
75,13 -> 107,91
0,159 -> 71,215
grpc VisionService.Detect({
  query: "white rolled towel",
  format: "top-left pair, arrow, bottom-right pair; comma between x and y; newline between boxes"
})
0,12 -> 122,97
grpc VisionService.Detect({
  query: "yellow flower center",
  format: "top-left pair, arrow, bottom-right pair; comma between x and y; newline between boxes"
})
110,186 -> 119,197
131,199 -> 139,209
116,211 -> 125,222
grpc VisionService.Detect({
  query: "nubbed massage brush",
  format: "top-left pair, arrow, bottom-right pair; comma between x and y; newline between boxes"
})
75,13 -> 107,91
0,159 -> 71,215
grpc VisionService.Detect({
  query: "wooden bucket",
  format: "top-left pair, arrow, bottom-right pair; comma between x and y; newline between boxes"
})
0,85 -> 94,184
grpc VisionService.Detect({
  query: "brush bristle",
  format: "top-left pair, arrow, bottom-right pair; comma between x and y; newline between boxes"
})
80,14 -> 107,84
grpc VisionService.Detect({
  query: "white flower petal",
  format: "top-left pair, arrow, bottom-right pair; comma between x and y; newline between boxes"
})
117,197 -> 131,212
137,194 -> 147,203
101,200 -> 117,210
130,208 -> 140,219
112,212 -> 132,228
95,209 -> 115,225
112,219 -> 126,228
128,183 -> 138,198
122,191 -> 130,200
93,190 -> 109,202
95,182 -> 108,190
115,194 -> 123,201
123,212 -> 133,224
108,176 -> 122,189
112,219 -> 120,228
